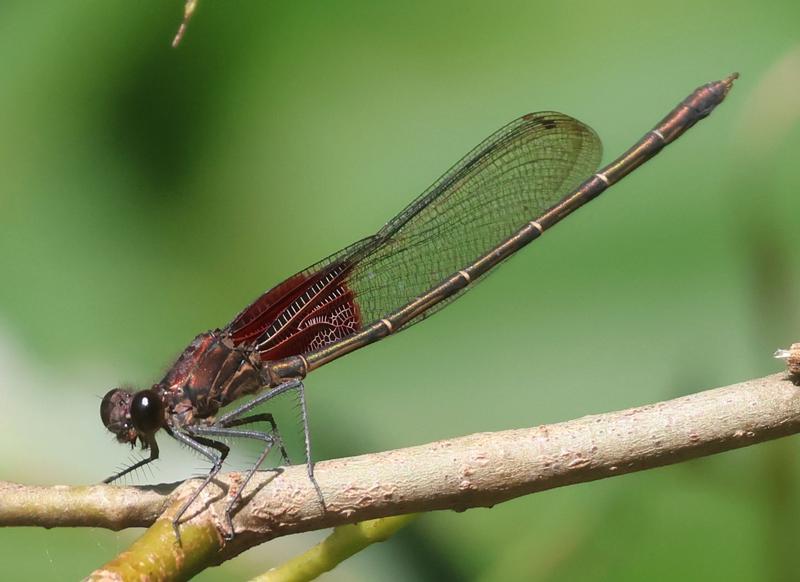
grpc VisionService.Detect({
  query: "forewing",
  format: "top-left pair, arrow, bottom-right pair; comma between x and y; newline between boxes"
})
347,112 -> 602,328
227,113 -> 602,360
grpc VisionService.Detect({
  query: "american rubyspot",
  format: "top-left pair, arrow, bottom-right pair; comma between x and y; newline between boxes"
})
100,74 -> 737,540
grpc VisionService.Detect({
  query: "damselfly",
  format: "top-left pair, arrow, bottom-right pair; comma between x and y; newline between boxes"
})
101,74 -> 737,539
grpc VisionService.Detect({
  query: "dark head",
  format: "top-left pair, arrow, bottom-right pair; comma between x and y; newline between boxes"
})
100,387 -> 164,447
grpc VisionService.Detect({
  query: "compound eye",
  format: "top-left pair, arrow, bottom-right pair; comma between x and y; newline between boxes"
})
100,388 -> 133,435
130,390 -> 163,434
100,388 -> 122,428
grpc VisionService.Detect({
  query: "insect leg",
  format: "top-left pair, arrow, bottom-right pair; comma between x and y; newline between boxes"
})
170,430 -> 230,543
102,435 -> 159,483
223,413 -> 291,464
189,423 -> 283,539
215,378 -> 324,508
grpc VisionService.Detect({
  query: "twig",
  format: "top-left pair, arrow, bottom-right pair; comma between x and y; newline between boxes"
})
2,372 -> 798,579
172,0 -> 198,47
0,480 -> 170,529
775,342 -> 800,375
251,515 -> 419,582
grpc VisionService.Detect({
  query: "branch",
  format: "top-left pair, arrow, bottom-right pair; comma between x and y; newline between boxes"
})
2,372 -> 798,579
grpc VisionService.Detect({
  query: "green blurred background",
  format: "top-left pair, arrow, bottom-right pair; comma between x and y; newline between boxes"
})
1,1 -> 799,580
